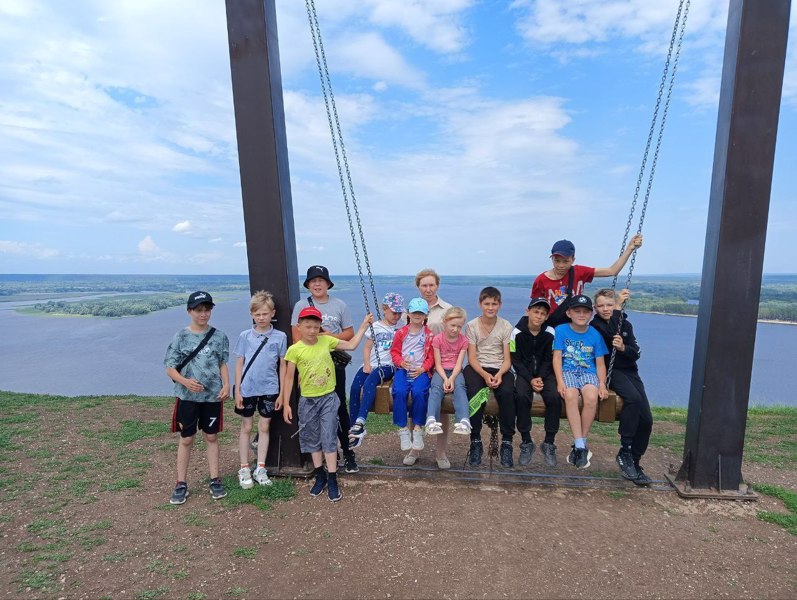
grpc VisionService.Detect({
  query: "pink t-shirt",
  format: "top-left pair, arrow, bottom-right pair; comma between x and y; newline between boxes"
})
432,333 -> 468,370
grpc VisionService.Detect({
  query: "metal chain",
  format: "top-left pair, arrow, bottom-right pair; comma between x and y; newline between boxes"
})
607,0 -> 690,385
305,0 -> 384,368
305,0 -> 382,319
485,414 -> 500,471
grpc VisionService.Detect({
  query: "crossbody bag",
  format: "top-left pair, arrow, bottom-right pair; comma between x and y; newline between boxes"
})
232,335 -> 269,397
546,267 -> 576,329
172,327 -> 216,381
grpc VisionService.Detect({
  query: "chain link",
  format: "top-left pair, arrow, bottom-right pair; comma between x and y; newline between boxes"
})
305,0 -> 384,366
607,0 -> 690,385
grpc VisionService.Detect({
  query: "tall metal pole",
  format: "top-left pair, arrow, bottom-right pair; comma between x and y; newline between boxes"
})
225,0 -> 305,473
668,0 -> 790,498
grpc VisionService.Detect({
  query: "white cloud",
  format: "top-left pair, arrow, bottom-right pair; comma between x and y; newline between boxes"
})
0,240 -> 59,259
233,241 -> 246,248
137,235 -> 161,256
334,32 -> 426,89
172,220 -> 192,233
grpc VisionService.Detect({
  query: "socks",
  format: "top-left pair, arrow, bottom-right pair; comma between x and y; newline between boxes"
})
574,438 -> 586,449
258,462 -> 265,469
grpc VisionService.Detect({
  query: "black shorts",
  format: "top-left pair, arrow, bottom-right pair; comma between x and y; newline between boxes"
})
234,394 -> 278,419
171,398 -> 223,438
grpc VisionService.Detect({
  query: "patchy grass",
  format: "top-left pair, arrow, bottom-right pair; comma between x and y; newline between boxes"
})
232,546 -> 257,559
751,483 -> 797,535
219,476 -> 296,512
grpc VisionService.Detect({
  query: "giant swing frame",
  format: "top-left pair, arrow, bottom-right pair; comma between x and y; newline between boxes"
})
224,0 -> 791,498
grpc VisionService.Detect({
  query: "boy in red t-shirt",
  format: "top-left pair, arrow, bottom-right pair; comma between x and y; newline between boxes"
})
531,234 -> 643,327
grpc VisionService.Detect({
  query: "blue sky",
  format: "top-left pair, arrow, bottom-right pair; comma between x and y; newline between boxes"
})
1,0 -> 795,276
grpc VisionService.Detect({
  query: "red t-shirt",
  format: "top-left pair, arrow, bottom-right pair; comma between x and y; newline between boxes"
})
531,264 -> 596,311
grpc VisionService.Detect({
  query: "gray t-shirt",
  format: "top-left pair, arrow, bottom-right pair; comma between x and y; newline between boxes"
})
291,295 -> 353,334
164,327 -> 229,403
232,327 -> 288,396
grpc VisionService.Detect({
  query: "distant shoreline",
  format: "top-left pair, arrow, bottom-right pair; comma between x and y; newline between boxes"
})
631,309 -> 797,326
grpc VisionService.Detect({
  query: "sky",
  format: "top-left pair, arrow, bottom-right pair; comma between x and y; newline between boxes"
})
1,0 -> 795,277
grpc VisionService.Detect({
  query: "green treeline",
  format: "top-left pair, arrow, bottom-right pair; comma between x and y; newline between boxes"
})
29,295 -> 186,317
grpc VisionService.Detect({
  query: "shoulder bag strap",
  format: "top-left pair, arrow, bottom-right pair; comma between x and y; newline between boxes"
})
175,327 -> 216,374
566,266 -> 575,298
240,336 -> 269,384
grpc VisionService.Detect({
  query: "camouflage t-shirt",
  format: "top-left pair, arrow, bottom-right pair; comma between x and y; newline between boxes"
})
164,327 -> 230,403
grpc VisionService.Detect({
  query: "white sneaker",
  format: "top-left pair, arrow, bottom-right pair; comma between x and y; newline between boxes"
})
425,416 -> 443,435
253,466 -> 272,486
238,466 -> 253,489
453,418 -> 472,435
398,427 -> 412,451
412,426 -> 425,450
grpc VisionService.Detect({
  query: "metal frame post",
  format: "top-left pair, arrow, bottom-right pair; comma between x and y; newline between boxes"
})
668,0 -> 791,498
225,0 -> 305,473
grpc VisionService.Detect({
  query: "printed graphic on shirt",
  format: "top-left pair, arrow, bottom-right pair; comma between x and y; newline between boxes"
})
561,337 -> 595,371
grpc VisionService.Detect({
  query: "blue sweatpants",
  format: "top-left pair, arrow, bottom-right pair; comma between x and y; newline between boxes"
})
391,368 -> 430,428
349,365 -> 395,423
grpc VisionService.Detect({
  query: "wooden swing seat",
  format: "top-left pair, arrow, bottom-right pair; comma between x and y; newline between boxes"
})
371,382 -> 623,423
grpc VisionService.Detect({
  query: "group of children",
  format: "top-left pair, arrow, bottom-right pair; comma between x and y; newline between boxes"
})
164,235 -> 652,504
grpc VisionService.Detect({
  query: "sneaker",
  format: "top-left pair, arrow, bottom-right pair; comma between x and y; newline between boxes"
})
518,441 -> 535,466
566,445 -> 577,466
468,439 -> 483,466
411,427 -> 425,450
398,427 -> 411,451
425,417 -> 443,435
436,456 -> 451,470
309,470 -> 328,497
169,482 -> 189,505
453,419 -> 472,435
253,466 -> 272,486
632,466 -> 653,487
575,448 -> 593,469
349,421 -> 367,445
327,475 -> 342,502
540,442 -> 557,467
343,451 -> 359,474
616,448 -> 639,481
403,452 -> 418,466
500,440 -> 513,467
209,478 -> 227,500
238,467 -> 253,490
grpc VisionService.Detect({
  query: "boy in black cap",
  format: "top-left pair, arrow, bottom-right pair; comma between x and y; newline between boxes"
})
552,295 -> 609,469
164,291 -> 230,504
510,297 -> 561,466
591,288 -> 653,485
531,234 -> 643,328
290,265 -> 359,473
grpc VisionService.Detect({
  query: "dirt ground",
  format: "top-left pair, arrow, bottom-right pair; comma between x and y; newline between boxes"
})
1,395 -> 795,599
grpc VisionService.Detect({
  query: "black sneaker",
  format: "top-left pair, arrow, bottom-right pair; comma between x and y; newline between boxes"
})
343,450 -> 359,474
309,470 -> 328,497
468,439 -> 483,466
540,442 -> 557,467
499,441 -> 513,467
169,482 -> 189,505
327,474 -> 342,502
566,445 -> 577,466
632,466 -> 653,486
575,447 -> 592,469
208,478 -> 227,500
616,448 -> 639,481
518,441 -> 535,466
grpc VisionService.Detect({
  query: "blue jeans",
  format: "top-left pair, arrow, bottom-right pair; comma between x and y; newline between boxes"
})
427,369 -> 468,423
391,368 -> 430,428
349,365 -> 395,423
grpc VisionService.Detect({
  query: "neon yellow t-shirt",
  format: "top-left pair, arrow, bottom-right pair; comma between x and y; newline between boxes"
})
284,335 -> 339,397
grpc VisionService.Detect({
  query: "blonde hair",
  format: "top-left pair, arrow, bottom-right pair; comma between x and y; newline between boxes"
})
443,306 -> 466,322
414,268 -> 440,288
593,289 -> 616,303
250,290 -> 275,313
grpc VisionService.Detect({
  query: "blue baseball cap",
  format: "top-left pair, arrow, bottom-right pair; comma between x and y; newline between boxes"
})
407,297 -> 429,315
551,240 -> 575,258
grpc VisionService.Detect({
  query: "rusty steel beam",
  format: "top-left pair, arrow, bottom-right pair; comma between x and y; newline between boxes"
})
668,0 -> 790,498
225,0 -> 304,473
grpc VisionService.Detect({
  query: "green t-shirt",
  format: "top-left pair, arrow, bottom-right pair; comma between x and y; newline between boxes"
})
284,335 -> 339,397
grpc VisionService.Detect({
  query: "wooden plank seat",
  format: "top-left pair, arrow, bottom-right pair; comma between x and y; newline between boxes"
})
372,382 -> 623,423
